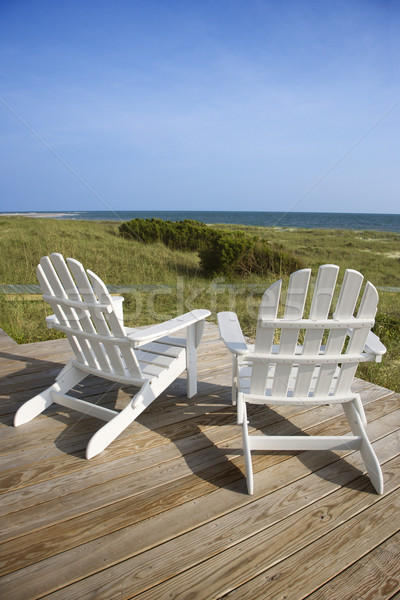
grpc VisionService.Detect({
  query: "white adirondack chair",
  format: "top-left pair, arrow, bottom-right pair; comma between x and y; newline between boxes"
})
217,265 -> 386,495
14,253 -> 210,458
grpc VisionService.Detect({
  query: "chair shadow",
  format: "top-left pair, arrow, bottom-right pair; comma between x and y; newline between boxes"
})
1,349 -> 121,459
0,349 -> 67,428
2,348 -> 244,489
2,348 -> 371,494
245,403 -> 375,494
134,379 -> 248,493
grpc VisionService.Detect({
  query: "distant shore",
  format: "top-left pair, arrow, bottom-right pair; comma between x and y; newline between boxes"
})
1,210 -> 400,233
0,212 -> 74,218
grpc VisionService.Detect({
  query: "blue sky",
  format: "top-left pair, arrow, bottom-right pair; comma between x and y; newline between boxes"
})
0,0 -> 399,213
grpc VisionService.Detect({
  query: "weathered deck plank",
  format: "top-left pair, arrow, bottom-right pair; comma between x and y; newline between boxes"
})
0,323 -> 399,600
11,437 -> 397,600
305,532 -> 400,599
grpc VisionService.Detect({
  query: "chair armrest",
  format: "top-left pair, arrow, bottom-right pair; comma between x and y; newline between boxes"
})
127,309 -> 211,347
363,330 -> 387,362
111,295 -> 124,323
217,311 -> 249,355
45,314 -> 58,329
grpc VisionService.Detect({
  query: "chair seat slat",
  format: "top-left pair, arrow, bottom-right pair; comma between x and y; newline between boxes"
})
141,363 -> 171,377
140,340 -> 184,357
136,348 -> 184,368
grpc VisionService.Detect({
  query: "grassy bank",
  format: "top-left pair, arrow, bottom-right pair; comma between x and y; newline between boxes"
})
1,215 -> 399,392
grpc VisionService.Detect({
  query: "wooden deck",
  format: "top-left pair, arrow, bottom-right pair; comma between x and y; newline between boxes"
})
0,323 -> 399,599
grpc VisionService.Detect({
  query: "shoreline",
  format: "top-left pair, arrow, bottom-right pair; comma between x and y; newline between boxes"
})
0,212 -> 76,218
1,211 -> 400,234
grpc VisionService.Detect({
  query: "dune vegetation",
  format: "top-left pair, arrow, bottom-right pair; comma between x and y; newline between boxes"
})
0,215 -> 399,392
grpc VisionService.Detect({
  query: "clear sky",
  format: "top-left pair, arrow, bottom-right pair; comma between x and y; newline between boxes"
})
0,0 -> 399,214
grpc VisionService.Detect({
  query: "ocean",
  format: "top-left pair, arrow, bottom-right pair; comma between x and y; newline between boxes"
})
3,211 -> 400,233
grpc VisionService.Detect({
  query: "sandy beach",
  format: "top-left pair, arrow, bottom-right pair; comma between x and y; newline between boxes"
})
0,212 -> 76,218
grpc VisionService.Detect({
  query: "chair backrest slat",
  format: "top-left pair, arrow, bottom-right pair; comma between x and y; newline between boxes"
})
37,254 -> 142,380
271,269 -> 311,397
65,257 -> 120,374
36,264 -> 85,364
54,254 -> 116,372
249,265 -> 377,402
294,265 -> 339,397
250,279 -> 281,395
38,257 -> 97,369
314,269 -> 363,397
335,281 -> 378,395
87,269 -> 142,378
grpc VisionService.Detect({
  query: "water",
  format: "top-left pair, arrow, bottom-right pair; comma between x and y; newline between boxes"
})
3,210 -> 400,233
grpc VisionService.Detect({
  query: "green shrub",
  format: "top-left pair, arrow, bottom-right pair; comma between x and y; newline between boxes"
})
198,230 -> 303,276
119,218 -> 303,277
372,312 -> 400,347
356,310 -> 400,392
198,230 -> 248,275
119,218 -> 209,251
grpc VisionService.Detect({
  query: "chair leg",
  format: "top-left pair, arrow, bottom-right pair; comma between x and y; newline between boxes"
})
237,393 -> 245,425
232,356 -> 238,407
14,361 -> 86,427
186,324 -> 197,398
86,381 -> 156,459
343,400 -> 384,494
241,402 -> 254,494
186,320 -> 208,398
354,394 -> 367,426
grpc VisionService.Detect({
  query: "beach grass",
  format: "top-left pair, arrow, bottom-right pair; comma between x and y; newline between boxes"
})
1,215 -> 399,392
